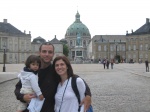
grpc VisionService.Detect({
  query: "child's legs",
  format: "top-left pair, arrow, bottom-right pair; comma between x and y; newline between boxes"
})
17,88 -> 35,112
17,101 -> 27,112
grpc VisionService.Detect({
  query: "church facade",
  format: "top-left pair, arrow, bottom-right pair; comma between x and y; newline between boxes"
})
65,11 -> 91,61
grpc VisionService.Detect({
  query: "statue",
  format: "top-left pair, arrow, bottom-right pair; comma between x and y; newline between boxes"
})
76,33 -> 81,46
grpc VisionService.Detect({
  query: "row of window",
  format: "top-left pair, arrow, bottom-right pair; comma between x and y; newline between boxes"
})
126,37 -> 150,41
128,44 -> 149,50
98,45 -> 126,51
98,44 -> 149,51
69,40 -> 88,46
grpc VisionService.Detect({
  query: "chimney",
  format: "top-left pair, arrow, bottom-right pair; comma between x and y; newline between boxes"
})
131,29 -> 133,33
55,35 -> 56,38
146,18 -> 149,24
3,19 -> 7,23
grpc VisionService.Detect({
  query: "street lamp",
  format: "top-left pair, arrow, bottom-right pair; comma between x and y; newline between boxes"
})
3,45 -> 6,72
115,42 -> 118,63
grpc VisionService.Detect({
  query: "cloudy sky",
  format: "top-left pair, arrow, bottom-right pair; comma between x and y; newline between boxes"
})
0,0 -> 149,41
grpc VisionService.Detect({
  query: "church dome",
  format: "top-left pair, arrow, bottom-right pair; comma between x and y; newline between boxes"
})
65,11 -> 91,37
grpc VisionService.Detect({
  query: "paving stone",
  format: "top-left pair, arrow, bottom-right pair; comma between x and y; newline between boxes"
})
0,63 -> 150,112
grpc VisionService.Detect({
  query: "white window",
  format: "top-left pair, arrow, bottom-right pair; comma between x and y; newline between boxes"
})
9,54 -> 13,63
98,45 -> 101,51
145,54 -> 148,58
122,45 -> 125,51
140,44 -> 143,51
133,45 -> 136,50
140,54 -> 143,58
145,44 -> 148,50
110,45 -> 113,51
104,45 -> 107,51
128,45 -> 131,51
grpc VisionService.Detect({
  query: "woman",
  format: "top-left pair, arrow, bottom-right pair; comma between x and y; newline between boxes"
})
53,56 -> 87,112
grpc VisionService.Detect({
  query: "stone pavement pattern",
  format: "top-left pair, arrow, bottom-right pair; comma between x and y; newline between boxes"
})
0,63 -> 150,112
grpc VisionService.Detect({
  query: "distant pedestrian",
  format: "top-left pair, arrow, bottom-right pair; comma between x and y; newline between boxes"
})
99,58 -> 101,64
106,59 -> 109,69
103,60 -> 106,69
145,60 -> 149,72
111,60 -> 114,69
139,58 -> 141,64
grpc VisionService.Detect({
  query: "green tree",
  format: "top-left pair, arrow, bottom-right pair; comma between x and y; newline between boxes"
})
63,44 -> 69,56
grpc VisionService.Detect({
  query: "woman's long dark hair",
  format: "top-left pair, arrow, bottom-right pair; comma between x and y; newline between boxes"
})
53,56 -> 74,82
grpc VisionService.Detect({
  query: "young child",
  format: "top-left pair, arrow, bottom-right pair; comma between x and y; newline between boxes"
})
17,55 -> 44,112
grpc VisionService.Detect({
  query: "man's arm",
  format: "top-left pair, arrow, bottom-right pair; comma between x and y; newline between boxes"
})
81,80 -> 92,112
14,80 -> 26,102
14,80 -> 35,103
84,80 -> 91,96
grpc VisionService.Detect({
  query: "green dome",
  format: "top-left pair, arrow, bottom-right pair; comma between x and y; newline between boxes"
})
65,11 -> 91,37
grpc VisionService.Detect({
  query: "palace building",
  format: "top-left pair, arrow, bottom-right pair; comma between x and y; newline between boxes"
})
0,19 -> 63,64
0,14 -> 150,64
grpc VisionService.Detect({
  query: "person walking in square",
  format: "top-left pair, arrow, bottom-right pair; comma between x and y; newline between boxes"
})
103,59 -> 106,69
106,59 -> 109,69
145,60 -> 149,72
111,59 -> 114,69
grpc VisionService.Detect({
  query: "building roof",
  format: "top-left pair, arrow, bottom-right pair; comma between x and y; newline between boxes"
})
93,35 -> 126,43
65,11 -> 91,37
50,35 -> 61,44
0,19 -> 25,35
127,18 -> 150,35
32,36 -> 46,43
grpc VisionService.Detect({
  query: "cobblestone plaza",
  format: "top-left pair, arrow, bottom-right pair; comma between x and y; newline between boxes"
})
0,63 -> 150,112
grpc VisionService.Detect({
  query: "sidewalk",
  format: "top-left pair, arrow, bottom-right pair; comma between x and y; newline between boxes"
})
0,64 -> 23,84
0,72 -> 18,84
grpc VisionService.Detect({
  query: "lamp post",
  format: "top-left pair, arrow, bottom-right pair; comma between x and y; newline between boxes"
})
3,45 -> 6,72
115,42 -> 118,63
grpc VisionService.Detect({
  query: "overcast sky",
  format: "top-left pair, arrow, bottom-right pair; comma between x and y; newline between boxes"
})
0,0 -> 150,41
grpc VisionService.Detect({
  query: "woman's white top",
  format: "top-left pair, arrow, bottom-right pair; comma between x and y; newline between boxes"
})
55,77 -> 86,112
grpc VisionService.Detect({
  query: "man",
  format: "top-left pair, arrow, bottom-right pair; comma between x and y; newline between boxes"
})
14,42 -> 91,112
145,59 -> 149,72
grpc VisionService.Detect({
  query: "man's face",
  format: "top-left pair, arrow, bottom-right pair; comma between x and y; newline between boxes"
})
39,45 -> 54,64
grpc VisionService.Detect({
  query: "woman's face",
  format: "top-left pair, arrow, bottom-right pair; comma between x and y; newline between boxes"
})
55,59 -> 68,76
